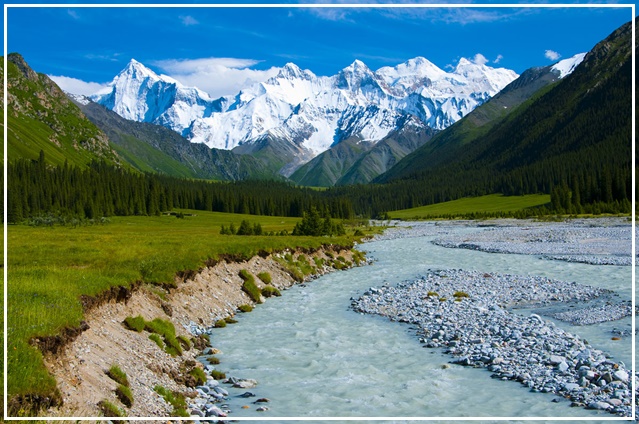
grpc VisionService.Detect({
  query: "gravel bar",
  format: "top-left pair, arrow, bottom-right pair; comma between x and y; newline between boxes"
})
352,269 -> 632,417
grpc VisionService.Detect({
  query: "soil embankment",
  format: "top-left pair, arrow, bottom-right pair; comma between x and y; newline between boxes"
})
41,246 -> 359,417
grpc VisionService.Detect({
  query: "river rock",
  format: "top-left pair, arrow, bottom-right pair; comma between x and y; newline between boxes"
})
233,378 -> 258,389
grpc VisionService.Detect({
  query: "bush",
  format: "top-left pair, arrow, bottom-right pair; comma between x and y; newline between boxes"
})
210,369 -> 226,380
257,272 -> 272,284
214,319 -> 227,328
123,315 -> 146,332
261,285 -> 281,298
98,399 -> 125,417
238,304 -> 253,313
107,365 -> 129,387
116,384 -> 134,407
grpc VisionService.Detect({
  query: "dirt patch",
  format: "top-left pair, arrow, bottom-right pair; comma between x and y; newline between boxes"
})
41,247 -> 359,418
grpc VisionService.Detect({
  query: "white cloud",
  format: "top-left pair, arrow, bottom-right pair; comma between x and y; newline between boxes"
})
179,15 -> 199,26
544,50 -> 561,61
493,54 -> 504,64
152,57 -> 281,98
48,75 -> 108,96
471,53 -> 489,65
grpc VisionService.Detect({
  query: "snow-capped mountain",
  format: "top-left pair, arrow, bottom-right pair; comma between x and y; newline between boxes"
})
91,57 -> 520,174
550,53 -> 587,79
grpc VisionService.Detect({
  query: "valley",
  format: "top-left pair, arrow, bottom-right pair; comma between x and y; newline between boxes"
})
3,7 -> 634,420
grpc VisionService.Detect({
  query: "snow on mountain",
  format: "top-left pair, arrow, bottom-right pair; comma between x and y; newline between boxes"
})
550,53 -> 587,79
91,56 -> 519,165
90,59 -> 221,135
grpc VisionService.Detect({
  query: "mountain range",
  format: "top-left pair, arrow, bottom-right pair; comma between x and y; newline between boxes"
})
89,56 -> 522,182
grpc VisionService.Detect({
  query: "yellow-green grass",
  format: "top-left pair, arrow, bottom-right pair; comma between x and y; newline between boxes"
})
388,194 -> 551,220
7,210 -> 358,409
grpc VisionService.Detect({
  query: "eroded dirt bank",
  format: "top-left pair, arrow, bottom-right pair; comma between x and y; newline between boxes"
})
41,246 -> 360,417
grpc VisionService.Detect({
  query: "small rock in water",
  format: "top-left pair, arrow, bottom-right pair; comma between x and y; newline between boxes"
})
254,398 -> 270,403
238,391 -> 256,398
256,406 -> 270,412
233,378 -> 258,389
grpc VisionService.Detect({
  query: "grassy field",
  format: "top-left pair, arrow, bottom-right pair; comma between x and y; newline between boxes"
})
388,194 -> 551,220
6,210 -> 375,412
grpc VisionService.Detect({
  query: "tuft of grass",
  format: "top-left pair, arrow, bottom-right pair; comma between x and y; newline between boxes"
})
123,315 -> 146,332
106,365 -> 129,387
98,399 -> 125,417
257,271 -> 272,284
240,270 -> 262,303
115,384 -> 133,408
261,285 -> 281,298
314,257 -> 325,268
238,304 -> 253,313
453,291 -> 470,298
210,369 -> 226,380
207,355 -> 220,365
149,333 -> 165,349
224,316 -> 238,324
189,367 -> 208,386
177,335 -> 191,351
214,319 -> 227,328
154,385 -> 188,417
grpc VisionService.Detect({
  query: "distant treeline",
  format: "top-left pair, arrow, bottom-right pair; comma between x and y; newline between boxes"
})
6,152 -> 354,223
6,149 -> 632,224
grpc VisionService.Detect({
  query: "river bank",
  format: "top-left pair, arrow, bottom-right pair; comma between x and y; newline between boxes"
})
40,245 -> 361,417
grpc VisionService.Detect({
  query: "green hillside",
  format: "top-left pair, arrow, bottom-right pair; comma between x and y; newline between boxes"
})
78,101 -> 275,181
4,54 -> 122,167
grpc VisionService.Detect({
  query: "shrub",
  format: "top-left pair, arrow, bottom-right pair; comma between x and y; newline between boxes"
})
453,291 -> 470,298
149,333 -> 165,349
240,270 -> 262,303
189,367 -> 208,386
98,399 -> 125,417
116,384 -> 134,407
214,319 -> 227,328
261,285 -> 281,298
123,315 -> 146,332
106,365 -> 129,387
207,355 -> 220,365
210,369 -> 226,380
238,304 -> 253,313
257,272 -> 272,284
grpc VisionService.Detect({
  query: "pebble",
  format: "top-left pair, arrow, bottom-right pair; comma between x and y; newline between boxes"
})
352,268 -> 632,417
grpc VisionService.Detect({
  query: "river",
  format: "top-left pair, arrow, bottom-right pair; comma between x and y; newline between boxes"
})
206,222 -> 633,420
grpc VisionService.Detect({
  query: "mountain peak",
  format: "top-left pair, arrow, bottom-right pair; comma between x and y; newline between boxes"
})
277,62 -> 305,79
550,52 -> 586,79
119,58 -> 158,81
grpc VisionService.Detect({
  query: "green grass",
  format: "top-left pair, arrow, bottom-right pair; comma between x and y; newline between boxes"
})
7,209 -> 357,409
261,285 -> 281,298
257,271 -> 272,284
106,365 -> 129,387
388,194 -> 551,220
154,385 -> 188,417
239,270 -> 262,303
97,399 -> 125,417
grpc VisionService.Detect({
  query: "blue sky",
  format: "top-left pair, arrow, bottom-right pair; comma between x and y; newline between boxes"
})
6,4 -> 634,97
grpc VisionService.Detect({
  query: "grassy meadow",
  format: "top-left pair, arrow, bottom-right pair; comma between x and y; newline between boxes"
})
6,210 -> 374,411
388,194 -> 551,220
